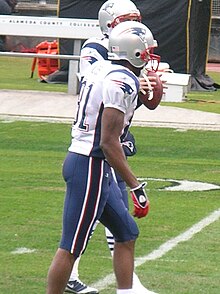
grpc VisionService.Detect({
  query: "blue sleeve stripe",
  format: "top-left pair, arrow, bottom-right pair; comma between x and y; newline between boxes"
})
83,42 -> 108,60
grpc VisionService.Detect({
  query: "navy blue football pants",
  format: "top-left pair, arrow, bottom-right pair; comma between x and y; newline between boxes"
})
60,152 -> 139,258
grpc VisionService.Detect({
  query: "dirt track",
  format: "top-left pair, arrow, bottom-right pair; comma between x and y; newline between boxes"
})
0,89 -> 220,131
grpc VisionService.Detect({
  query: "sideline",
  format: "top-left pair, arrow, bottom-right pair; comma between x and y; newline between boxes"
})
91,208 -> 220,291
1,90 -> 220,131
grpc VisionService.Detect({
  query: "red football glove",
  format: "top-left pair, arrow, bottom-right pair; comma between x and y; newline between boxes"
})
130,182 -> 150,218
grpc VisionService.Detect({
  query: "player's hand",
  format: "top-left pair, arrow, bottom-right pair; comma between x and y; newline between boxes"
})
130,182 -> 150,218
139,76 -> 156,95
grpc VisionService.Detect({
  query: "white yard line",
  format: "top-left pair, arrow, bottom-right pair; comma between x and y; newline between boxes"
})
91,208 -> 220,291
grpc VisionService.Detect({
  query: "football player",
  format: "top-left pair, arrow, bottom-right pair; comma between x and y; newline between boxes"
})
46,21 -> 159,294
65,1 -> 159,294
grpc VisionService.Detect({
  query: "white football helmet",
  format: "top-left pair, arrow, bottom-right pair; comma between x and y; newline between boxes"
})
98,0 -> 141,36
108,21 -> 160,69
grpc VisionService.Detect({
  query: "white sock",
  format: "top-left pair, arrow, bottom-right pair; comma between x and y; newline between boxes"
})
116,289 -> 134,294
69,256 -> 80,281
132,271 -> 143,287
69,220 -> 100,282
105,227 -> 114,256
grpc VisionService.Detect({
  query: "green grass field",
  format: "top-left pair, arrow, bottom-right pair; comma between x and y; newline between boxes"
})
0,56 -> 220,293
0,122 -> 219,293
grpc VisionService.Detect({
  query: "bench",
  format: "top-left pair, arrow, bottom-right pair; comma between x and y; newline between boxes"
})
0,15 -> 102,94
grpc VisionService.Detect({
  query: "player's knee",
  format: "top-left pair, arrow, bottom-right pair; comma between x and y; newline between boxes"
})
113,217 -> 139,243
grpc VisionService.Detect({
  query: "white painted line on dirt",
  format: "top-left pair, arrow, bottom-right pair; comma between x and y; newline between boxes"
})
92,208 -> 220,291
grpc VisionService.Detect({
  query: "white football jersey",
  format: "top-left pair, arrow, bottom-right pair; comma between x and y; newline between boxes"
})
79,37 -> 109,80
69,60 -> 140,158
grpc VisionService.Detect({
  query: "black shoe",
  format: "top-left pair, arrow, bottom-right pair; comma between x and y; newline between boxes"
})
65,279 -> 99,293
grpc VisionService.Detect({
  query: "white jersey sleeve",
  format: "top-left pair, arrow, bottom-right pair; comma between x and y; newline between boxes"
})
79,37 -> 109,79
103,67 -> 140,125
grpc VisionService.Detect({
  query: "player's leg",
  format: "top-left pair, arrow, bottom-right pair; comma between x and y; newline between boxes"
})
99,176 -> 139,292
66,254 -> 99,293
68,256 -> 80,282
104,226 -> 114,255
103,174 -> 158,294
104,170 -> 128,255
47,153 -> 109,294
103,173 -> 135,290
47,248 -> 75,294
114,240 -> 135,289
65,221 -> 99,293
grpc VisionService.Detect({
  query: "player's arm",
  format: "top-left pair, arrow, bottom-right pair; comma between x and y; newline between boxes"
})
100,107 -> 139,189
79,38 -> 108,79
100,107 -> 149,218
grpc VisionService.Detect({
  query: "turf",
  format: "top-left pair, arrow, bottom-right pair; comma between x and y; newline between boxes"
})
0,57 -> 67,92
0,122 -> 219,293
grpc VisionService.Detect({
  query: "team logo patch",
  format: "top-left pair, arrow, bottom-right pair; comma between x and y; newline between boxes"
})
103,2 -> 114,12
111,79 -> 134,94
82,56 -> 97,65
139,194 -> 147,204
120,27 -> 147,43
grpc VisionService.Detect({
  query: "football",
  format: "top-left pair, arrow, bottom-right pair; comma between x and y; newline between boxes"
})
139,70 -> 164,110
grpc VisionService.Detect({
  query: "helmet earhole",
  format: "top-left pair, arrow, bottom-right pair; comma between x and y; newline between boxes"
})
135,52 -> 141,57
